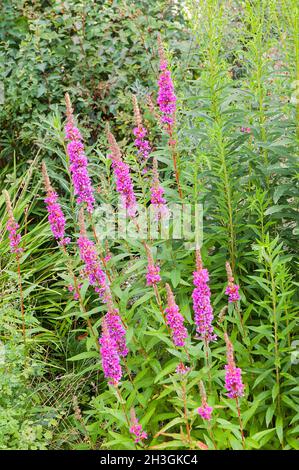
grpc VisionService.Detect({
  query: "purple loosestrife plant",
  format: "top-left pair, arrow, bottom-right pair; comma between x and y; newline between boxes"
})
224,333 -> 245,399
99,318 -> 122,386
225,261 -> 240,303
132,95 -> 151,161
150,158 -> 169,221
107,130 -> 137,218
42,162 -> 70,246
164,283 -> 188,348
197,380 -> 213,421
129,409 -> 147,444
64,93 -> 95,213
192,249 -> 217,344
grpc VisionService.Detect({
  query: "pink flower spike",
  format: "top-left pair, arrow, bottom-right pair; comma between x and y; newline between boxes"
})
99,318 -> 122,386
132,95 -> 151,161
145,245 -> 161,286
164,284 -> 188,348
105,309 -> 128,358
192,249 -> 217,344
198,404 -> 213,421
77,209 -> 109,301
107,130 -> 137,218
157,35 -> 176,131
197,380 -> 213,421
150,158 -> 169,221
3,190 -> 23,255
225,261 -> 240,303
130,409 -> 147,444
224,333 -> 245,399
64,93 -> 95,213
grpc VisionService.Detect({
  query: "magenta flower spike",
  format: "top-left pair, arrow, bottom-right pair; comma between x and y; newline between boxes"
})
105,302 -> 128,358
3,190 -> 23,255
107,129 -> 137,218
164,283 -> 188,347
224,333 -> 245,399
225,261 -> 240,303
129,408 -> 147,444
64,93 -> 95,213
192,249 -> 217,344
132,95 -> 151,161
77,209 -> 109,300
42,162 -> 70,246
145,245 -> 161,286
99,317 -> 122,386
157,35 -> 177,132
150,158 -> 169,221
197,380 -> 213,421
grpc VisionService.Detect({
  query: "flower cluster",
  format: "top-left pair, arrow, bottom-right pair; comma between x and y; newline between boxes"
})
6,218 -> 22,254
107,130 -> 137,218
176,362 -> 190,375
4,190 -> 23,254
42,162 -> 70,246
77,210 -> 109,300
157,36 -> 176,128
150,158 -> 169,221
197,380 -> 213,421
132,95 -> 151,160
99,319 -> 122,386
145,245 -> 161,286
105,309 -> 128,357
130,409 -> 147,444
44,191 -> 70,245
67,284 -> 82,301
64,93 -> 95,213
164,284 -> 188,347
224,333 -> 245,399
192,250 -> 217,344
225,261 -> 240,303
146,264 -> 161,286
133,126 -> 151,160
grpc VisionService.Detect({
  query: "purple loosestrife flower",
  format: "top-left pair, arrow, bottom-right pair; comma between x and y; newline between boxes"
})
4,190 -> 23,255
67,284 -> 82,301
64,93 -> 95,213
99,318 -> 122,386
176,362 -> 190,375
42,162 -> 70,246
224,332 -> 245,399
157,35 -> 176,131
105,308 -> 128,357
192,249 -> 217,344
197,380 -> 213,421
129,409 -> 147,444
132,95 -> 151,161
77,209 -> 109,300
107,130 -> 137,218
150,158 -> 169,221
164,284 -> 188,347
225,261 -> 240,303
145,245 -> 161,286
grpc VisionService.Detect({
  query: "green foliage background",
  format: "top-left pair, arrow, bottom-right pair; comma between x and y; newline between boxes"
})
0,0 -> 298,450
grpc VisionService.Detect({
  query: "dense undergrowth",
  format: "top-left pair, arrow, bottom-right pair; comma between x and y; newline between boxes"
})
0,0 -> 298,450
